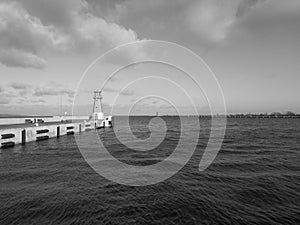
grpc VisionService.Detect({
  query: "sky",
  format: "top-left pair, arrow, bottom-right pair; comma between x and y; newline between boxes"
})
0,0 -> 299,115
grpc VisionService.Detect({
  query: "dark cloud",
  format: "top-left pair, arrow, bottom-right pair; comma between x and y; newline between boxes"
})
0,90 -> 13,105
0,82 -> 79,107
236,0 -> 263,17
0,49 -> 47,69
0,50 -> 47,69
103,87 -> 135,96
86,0 -> 127,20
10,82 -> 32,90
236,0 -> 300,34
86,0 -> 297,47
0,2 -> 62,69
34,87 -> 75,98
31,99 -> 46,104
0,0 -> 139,69
0,97 -> 11,105
1,0 -> 299,70
13,0 -> 79,29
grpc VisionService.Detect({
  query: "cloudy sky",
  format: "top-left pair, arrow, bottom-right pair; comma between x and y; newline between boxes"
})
0,0 -> 299,115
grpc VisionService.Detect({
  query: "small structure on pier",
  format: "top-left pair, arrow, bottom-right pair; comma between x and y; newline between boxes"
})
91,90 -> 112,128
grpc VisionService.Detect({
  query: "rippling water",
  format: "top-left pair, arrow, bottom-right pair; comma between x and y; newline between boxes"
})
0,117 -> 299,224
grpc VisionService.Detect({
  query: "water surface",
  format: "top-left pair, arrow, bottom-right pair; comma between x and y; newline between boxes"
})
0,117 -> 299,224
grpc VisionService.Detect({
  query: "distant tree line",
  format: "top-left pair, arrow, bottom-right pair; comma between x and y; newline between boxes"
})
198,111 -> 300,118
225,111 -> 300,118
270,111 -> 299,116
231,111 -> 299,116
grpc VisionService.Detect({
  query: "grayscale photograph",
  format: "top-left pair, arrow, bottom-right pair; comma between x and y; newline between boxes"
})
0,0 -> 299,224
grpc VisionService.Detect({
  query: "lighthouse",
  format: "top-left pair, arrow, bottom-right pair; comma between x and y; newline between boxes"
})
92,90 -> 104,120
91,90 -> 112,128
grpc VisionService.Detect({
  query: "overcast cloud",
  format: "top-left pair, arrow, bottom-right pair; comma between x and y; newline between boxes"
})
0,0 -> 138,69
0,0 -> 300,114
1,0 -> 298,69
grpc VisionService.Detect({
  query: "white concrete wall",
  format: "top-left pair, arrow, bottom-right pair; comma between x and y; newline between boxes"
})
0,120 -> 104,148
0,128 -> 23,145
0,123 -> 88,147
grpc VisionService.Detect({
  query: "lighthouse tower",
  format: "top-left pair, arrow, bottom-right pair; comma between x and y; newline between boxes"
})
92,90 -> 104,120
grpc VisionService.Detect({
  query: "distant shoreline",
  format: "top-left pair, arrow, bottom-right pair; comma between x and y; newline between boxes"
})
200,115 -> 300,119
1,114 -> 300,119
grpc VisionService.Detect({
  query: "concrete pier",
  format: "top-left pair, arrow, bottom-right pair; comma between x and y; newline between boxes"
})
0,121 -> 105,148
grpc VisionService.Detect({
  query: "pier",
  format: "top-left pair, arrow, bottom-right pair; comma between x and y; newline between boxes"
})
0,120 -> 107,149
0,90 -> 113,149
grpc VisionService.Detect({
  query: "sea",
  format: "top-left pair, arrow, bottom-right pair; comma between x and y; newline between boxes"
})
0,117 -> 299,225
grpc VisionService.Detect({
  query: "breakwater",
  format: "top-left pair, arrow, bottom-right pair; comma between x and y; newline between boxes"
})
0,121 -> 97,148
